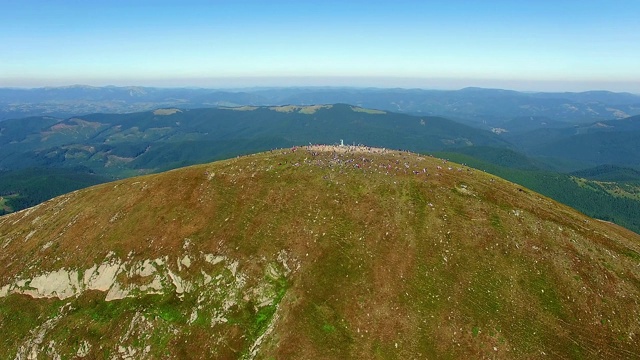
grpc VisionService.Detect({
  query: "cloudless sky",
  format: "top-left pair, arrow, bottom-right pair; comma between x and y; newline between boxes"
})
1,0 -> 639,92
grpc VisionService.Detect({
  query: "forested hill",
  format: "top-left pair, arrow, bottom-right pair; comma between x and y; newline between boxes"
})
0,104 -> 509,175
505,115 -> 640,170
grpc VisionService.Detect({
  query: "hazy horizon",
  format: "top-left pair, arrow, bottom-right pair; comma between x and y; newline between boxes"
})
2,1 -> 639,93
2,78 -> 640,94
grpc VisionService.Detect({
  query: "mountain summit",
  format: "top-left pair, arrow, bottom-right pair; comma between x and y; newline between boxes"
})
1,146 -> 639,358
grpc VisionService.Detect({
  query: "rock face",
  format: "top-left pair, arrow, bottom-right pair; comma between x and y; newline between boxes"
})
2,247 -> 293,360
1,146 -> 640,359
1,251 -> 292,303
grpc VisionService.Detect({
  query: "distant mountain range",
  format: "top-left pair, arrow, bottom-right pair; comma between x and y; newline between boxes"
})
2,85 -> 640,128
505,115 -> 640,170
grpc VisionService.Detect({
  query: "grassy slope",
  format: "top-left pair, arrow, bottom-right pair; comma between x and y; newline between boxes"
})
436,150 -> 640,234
1,147 -> 639,358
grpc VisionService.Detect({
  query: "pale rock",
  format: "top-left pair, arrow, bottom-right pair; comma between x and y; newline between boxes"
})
0,284 -> 10,297
228,260 -> 239,277
202,271 -> 213,285
189,309 -> 198,324
204,254 -> 225,265
24,229 -> 37,242
154,257 -> 166,267
181,255 -> 191,268
167,269 -> 188,294
82,264 -> 97,285
76,340 -> 91,358
28,268 -> 80,300
105,282 -> 129,301
85,261 -> 122,292
137,259 -> 156,277
140,275 -> 164,293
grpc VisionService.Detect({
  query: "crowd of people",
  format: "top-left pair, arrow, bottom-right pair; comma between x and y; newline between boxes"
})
277,144 -> 472,178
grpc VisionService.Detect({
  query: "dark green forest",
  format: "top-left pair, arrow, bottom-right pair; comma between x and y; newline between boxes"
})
0,168 -> 108,215
436,150 -> 640,233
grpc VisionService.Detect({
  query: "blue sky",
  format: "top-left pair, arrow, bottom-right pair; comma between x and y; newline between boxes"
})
1,0 -> 639,91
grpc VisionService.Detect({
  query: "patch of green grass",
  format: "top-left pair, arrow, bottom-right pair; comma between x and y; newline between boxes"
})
252,276 -> 288,336
407,182 -> 428,231
253,304 -> 276,336
322,324 -> 336,333
148,325 -> 174,356
622,249 -> 640,261
472,326 -> 480,337
155,302 -> 184,322
224,274 -> 290,358
372,340 -> 397,359
0,295 -> 64,358
529,273 -> 565,318
0,194 -> 17,212
269,105 -> 300,112
350,106 -> 386,114
299,105 -> 332,114
305,302 -> 353,354
465,267 -> 504,319
490,213 -> 503,232
86,298 -> 126,322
